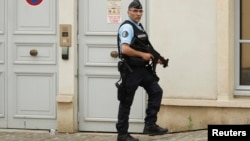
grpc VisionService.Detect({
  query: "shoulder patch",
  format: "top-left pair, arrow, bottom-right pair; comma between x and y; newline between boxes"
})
122,31 -> 129,37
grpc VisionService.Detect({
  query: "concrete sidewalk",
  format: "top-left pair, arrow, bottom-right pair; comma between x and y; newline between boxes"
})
0,129 -> 207,141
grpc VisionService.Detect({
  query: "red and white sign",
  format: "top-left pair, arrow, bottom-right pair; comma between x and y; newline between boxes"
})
107,0 -> 122,24
26,0 -> 43,6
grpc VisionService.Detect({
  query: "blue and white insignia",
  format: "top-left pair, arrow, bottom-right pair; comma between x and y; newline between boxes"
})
122,31 -> 129,37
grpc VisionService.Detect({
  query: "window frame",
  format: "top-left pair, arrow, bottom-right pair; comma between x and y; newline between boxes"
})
234,0 -> 250,94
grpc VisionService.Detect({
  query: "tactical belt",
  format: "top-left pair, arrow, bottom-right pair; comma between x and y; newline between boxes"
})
125,57 -> 149,67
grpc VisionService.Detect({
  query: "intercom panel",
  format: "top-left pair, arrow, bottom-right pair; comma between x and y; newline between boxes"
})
60,24 -> 72,47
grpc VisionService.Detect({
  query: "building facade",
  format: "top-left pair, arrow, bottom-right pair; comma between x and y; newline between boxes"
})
1,0 -> 250,133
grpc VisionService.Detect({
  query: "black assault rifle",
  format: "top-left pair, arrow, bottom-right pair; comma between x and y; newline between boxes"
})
131,38 -> 169,81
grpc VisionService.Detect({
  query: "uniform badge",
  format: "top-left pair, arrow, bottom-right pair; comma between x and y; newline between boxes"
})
122,31 -> 129,37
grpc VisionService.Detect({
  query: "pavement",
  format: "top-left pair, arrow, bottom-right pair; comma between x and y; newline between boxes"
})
0,129 -> 208,141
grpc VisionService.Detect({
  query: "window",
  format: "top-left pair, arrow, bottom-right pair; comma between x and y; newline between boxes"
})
235,0 -> 250,91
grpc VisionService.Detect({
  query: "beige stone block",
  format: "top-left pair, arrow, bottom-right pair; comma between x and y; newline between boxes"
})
57,94 -> 75,133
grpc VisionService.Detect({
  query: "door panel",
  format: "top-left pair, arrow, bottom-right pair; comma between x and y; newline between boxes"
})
78,0 -> 147,132
0,0 -> 58,129
0,0 -> 7,128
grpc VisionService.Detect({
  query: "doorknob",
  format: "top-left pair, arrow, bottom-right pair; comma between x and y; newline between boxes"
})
110,51 -> 119,58
30,49 -> 38,56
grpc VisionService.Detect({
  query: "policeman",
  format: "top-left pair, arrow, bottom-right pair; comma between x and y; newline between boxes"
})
116,0 -> 168,141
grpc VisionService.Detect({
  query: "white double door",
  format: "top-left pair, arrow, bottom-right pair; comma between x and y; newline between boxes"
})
0,0 -> 147,132
78,0 -> 147,132
0,0 -> 58,129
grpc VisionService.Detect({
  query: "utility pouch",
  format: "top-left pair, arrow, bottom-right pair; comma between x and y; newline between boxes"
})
118,61 -> 124,72
116,83 -> 126,101
117,82 -> 134,102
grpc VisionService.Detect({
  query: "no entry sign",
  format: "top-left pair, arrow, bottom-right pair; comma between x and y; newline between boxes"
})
26,0 -> 43,6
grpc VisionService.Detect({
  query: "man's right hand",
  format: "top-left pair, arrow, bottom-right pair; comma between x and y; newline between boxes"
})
141,52 -> 153,61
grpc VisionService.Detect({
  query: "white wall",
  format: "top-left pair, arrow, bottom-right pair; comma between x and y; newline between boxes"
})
57,0 -> 78,132
149,0 -> 217,99
58,0 -> 77,95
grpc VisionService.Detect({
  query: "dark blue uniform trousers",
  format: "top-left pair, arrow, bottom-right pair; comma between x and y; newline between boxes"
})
116,66 -> 163,134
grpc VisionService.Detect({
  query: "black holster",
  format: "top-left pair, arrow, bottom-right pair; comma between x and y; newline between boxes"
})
116,60 -> 132,101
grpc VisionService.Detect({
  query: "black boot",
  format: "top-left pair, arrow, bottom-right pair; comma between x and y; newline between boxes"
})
117,133 -> 139,141
143,124 -> 168,136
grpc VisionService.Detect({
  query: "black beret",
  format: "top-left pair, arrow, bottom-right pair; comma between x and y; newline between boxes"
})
128,0 -> 142,9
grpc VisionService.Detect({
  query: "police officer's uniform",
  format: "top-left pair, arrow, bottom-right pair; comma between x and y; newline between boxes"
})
116,1 -> 167,140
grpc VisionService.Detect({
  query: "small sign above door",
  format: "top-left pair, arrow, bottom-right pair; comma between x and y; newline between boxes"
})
26,0 -> 43,6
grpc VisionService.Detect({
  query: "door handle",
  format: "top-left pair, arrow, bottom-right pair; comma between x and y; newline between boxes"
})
110,51 -> 118,58
30,49 -> 38,56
